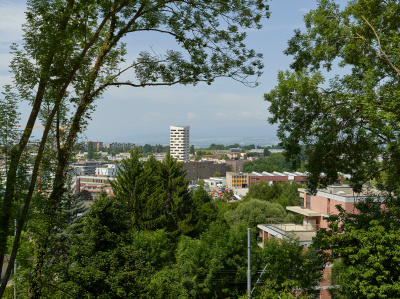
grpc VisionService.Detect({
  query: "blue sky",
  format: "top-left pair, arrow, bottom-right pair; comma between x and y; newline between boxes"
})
0,0 -> 346,146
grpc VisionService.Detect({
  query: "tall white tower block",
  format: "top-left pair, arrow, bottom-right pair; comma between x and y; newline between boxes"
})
170,126 -> 190,162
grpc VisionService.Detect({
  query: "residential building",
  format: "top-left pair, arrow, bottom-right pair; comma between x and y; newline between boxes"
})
203,177 -> 227,189
226,152 -> 246,159
74,152 -> 87,160
226,171 -> 308,189
84,141 -> 103,150
249,149 -> 264,154
103,152 -> 131,162
105,142 -> 135,151
153,153 -> 167,161
269,148 -> 285,154
182,160 -> 226,182
95,164 -> 118,177
74,175 -> 115,197
225,159 -> 247,171
257,185 -> 383,299
116,152 -> 131,160
170,125 -> 190,162
200,153 -> 223,161
72,161 -> 108,176
139,153 -> 167,162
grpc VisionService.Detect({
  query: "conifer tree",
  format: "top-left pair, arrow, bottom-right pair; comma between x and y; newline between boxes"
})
110,149 -> 144,230
155,154 -> 191,234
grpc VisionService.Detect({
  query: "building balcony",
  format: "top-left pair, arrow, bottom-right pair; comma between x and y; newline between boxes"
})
286,206 -> 321,217
257,218 -> 319,247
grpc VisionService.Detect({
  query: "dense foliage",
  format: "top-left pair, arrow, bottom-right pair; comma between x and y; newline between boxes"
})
264,1 -> 400,297
242,153 -> 296,173
265,0 -> 400,194
224,198 -> 289,227
252,237 -> 327,298
0,0 -> 271,293
244,181 -> 303,209
4,153 -> 328,298
110,150 -> 219,238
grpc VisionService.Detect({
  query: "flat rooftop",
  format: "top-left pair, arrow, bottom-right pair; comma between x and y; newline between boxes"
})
286,206 -> 321,216
299,185 -> 382,197
258,223 -> 317,242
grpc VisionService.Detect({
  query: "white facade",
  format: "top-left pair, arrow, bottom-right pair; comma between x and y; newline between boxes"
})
95,164 -> 118,176
170,125 -> 190,162
203,177 -> 227,188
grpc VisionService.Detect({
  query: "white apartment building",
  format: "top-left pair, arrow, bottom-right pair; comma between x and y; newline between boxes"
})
95,164 -> 118,176
170,125 -> 190,162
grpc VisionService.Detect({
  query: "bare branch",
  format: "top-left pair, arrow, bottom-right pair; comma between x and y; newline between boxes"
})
361,15 -> 400,76
91,76 -> 218,97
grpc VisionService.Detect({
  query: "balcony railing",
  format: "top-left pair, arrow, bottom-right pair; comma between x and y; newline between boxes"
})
265,218 -> 320,232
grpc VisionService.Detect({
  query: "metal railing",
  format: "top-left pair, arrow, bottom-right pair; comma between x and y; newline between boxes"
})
265,218 -> 320,232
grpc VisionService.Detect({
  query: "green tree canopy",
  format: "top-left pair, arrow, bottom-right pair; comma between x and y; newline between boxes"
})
110,150 -> 192,235
264,2 -> 400,296
212,171 -> 221,177
208,143 -> 225,150
224,198 -> 288,227
110,151 -> 219,239
0,0 -> 271,292
57,195 -> 174,299
265,0 -> 400,194
242,154 -> 293,173
87,141 -> 94,159
110,149 -> 145,229
252,237 -> 326,298
155,222 -> 261,298
244,181 -> 303,209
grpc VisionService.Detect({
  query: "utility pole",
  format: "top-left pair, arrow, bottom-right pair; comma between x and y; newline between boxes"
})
14,219 -> 16,299
247,228 -> 251,299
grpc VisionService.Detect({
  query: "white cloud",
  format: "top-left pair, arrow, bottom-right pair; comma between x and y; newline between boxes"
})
299,8 -> 310,13
186,112 -> 196,119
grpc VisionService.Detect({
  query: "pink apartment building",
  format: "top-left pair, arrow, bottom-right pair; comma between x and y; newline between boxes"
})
257,184 -> 382,299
